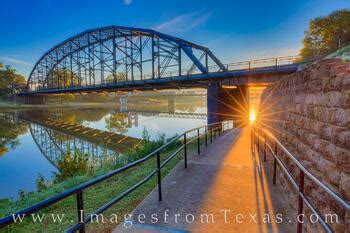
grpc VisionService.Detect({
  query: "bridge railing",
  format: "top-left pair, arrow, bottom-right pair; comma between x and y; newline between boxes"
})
0,120 -> 234,232
156,56 -> 300,77
252,126 -> 350,233
134,56 -> 300,79
208,55 -> 300,73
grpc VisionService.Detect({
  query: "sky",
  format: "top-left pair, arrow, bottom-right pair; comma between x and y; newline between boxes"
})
0,0 -> 349,78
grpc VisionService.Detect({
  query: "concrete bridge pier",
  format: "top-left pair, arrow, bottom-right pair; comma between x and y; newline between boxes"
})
207,84 -> 248,125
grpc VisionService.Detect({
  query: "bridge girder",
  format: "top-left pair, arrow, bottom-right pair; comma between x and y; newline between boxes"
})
27,26 -> 227,92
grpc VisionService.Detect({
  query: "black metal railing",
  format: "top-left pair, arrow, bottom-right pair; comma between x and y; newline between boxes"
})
209,55 -> 299,73
151,55 -> 299,78
252,126 -> 350,233
0,120 -> 234,232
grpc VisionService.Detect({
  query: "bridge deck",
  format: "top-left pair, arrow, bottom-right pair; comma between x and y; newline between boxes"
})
114,127 -> 294,232
22,63 -> 299,95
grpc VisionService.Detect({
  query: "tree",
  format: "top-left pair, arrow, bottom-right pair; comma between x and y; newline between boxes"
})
0,63 -> 27,97
49,68 -> 79,88
105,72 -> 127,83
105,112 -> 128,134
0,114 -> 28,157
299,9 -> 350,61
11,74 -> 27,92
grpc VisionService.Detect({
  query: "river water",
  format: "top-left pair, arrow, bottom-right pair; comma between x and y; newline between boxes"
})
0,95 -> 207,200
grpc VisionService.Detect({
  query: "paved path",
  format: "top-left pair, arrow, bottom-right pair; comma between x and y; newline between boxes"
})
114,127 -> 295,233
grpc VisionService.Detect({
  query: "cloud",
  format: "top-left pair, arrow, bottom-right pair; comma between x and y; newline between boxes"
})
154,10 -> 210,33
123,0 -> 132,5
0,56 -> 31,66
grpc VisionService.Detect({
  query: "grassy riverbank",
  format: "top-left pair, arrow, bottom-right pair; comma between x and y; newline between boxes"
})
0,133 -> 204,232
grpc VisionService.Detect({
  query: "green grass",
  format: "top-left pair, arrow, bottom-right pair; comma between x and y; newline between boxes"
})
0,132 -> 211,233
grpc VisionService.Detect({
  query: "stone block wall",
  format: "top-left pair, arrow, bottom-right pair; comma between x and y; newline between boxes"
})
258,59 -> 349,232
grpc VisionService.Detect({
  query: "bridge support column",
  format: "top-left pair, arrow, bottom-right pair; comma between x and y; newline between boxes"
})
168,95 -> 175,113
207,84 -> 248,126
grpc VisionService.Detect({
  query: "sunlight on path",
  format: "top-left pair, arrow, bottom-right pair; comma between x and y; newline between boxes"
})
114,127 -> 294,233
190,127 -> 289,232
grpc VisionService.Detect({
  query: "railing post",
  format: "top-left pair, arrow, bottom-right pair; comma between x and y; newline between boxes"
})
205,126 -> 208,147
263,131 -> 267,162
157,151 -> 162,201
210,129 -> 213,142
273,142 -> 277,185
184,133 -> 187,168
297,170 -> 305,233
248,61 -> 251,71
76,190 -> 85,233
197,128 -> 200,155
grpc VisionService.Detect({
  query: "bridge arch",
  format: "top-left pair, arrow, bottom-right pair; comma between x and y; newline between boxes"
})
27,26 -> 226,91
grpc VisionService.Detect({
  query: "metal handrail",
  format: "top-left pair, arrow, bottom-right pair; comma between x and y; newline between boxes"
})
263,142 -> 332,232
263,129 -> 350,210
252,126 -> 350,233
0,120 -> 234,232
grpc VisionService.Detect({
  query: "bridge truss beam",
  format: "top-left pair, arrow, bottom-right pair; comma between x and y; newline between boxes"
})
27,26 -> 226,92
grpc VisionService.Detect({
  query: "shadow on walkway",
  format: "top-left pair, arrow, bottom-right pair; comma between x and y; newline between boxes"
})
114,127 -> 295,233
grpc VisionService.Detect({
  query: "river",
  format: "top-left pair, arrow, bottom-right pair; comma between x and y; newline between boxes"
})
0,95 -> 207,200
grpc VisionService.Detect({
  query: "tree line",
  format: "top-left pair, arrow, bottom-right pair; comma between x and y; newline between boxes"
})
0,63 -> 26,98
299,9 -> 350,61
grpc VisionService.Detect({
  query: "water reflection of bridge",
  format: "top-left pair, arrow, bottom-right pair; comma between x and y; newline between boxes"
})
14,109 -> 206,169
123,111 -> 207,127
127,111 -> 207,121
30,123 -> 108,169
15,110 -> 141,169
41,119 -> 140,149
28,121 -> 140,170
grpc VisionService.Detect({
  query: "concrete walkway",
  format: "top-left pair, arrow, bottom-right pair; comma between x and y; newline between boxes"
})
114,127 -> 295,233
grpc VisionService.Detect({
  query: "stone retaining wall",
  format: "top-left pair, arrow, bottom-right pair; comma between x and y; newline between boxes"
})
258,59 -> 349,232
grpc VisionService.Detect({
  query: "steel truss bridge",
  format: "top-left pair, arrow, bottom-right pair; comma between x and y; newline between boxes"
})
24,26 -> 300,95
